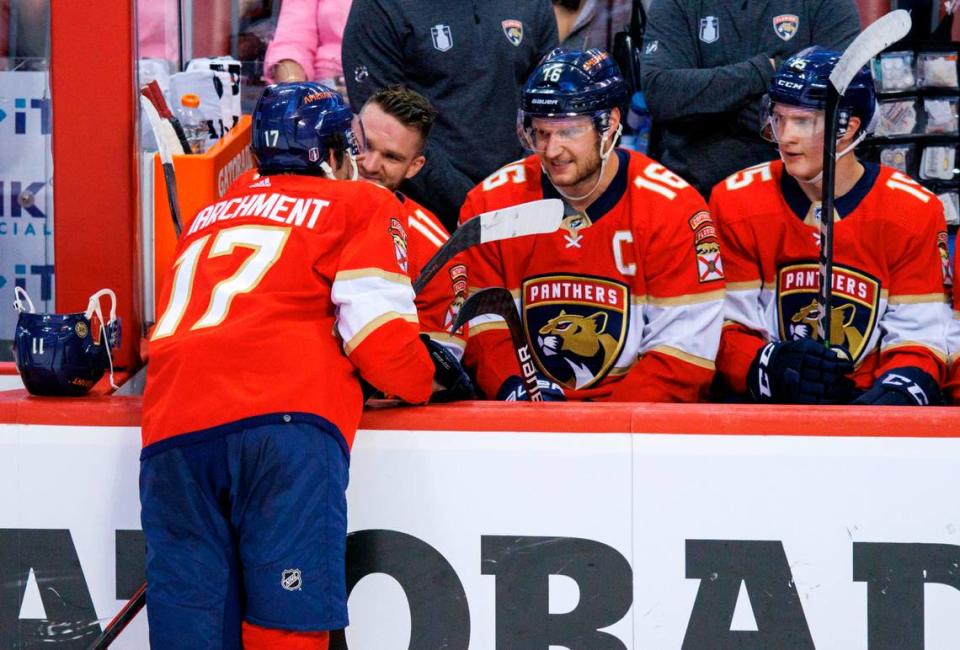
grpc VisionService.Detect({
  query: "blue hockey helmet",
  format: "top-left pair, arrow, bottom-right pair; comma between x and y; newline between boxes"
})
252,82 -> 365,176
13,288 -> 121,396
518,48 -> 629,146
765,46 -> 877,138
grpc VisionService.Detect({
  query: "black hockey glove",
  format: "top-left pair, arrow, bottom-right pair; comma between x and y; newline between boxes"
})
746,338 -> 854,404
421,334 -> 475,402
852,367 -> 942,406
496,375 -> 566,401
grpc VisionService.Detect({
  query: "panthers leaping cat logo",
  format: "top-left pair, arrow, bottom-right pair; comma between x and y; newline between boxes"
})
789,299 -> 863,353
537,310 -> 620,389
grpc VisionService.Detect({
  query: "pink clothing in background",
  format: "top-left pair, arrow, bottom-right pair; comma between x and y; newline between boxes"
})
137,0 -> 180,62
264,0 -> 352,83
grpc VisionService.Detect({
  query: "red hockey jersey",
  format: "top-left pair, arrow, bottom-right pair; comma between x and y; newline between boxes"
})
460,149 -> 725,402
142,172 -> 434,450
711,160 -> 949,394
948,249 -> 960,402
397,193 -> 468,359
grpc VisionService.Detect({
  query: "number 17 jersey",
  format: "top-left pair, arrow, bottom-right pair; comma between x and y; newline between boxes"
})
142,173 -> 434,453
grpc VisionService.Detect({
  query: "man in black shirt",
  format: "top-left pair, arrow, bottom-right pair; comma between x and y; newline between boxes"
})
343,0 -> 558,230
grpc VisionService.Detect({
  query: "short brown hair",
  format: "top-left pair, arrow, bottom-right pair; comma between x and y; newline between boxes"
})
365,85 -> 438,148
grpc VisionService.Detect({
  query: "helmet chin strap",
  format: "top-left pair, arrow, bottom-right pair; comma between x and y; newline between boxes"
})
790,130 -> 866,185
84,289 -> 119,390
318,153 -> 360,180
546,123 -> 623,203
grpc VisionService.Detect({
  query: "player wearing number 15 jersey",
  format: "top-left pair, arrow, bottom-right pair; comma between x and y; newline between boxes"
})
139,84 -> 462,650
462,49 -> 725,402
712,48 -> 950,406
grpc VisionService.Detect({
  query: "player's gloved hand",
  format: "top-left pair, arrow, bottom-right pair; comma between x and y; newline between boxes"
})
496,375 -> 566,401
746,338 -> 854,404
851,367 -> 942,406
421,334 -> 475,402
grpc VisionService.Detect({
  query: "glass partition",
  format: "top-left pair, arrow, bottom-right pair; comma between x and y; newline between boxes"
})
0,0 -> 53,360
135,0 -> 280,115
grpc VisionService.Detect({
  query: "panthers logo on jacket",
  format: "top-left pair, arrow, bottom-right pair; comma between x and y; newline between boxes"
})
523,275 -> 629,389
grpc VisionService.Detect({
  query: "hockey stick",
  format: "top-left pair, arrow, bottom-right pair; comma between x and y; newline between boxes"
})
819,9 -> 911,347
89,91 -> 192,650
139,89 -> 185,237
141,80 -> 191,154
412,198 -> 565,294
451,287 -> 543,401
86,582 -> 146,650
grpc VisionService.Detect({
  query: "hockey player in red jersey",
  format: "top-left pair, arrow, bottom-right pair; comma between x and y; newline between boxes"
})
140,83 -> 469,649
461,48 -> 725,402
948,249 -> 960,403
712,47 -> 950,405
357,85 -> 468,362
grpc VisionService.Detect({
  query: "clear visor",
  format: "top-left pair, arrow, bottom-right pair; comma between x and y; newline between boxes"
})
518,114 -> 596,152
346,113 -> 367,157
760,97 -> 825,144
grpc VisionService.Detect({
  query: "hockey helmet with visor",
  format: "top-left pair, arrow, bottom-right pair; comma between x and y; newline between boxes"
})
518,48 -> 629,152
761,46 -> 877,145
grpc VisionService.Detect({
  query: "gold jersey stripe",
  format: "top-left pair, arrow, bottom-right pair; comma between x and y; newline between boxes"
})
344,312 -> 418,354
469,321 -> 509,335
420,331 -> 467,348
726,280 -> 762,291
887,293 -> 948,305
647,345 -> 716,370
335,268 -> 411,285
882,340 -> 948,363
647,289 -> 726,307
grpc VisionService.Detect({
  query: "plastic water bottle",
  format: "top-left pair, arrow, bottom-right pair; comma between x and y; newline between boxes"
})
623,91 -> 652,155
177,93 -> 206,154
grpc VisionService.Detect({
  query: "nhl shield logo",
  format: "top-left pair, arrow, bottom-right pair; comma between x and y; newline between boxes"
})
502,19 -> 524,47
699,16 -> 719,44
777,263 -> 880,362
522,275 -> 629,390
773,14 -> 800,42
281,568 -> 302,591
431,24 -> 453,52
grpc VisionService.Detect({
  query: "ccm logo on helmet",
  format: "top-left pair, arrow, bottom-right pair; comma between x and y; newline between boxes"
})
776,80 -> 803,90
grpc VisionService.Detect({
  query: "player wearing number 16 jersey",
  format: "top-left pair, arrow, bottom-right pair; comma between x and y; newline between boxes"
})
140,83 -> 461,650
462,49 -> 725,402
712,48 -> 950,406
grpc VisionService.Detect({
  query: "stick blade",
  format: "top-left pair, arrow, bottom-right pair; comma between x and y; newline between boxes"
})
139,95 -> 183,163
477,198 -> 564,244
830,9 -> 911,94
451,287 -> 515,333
